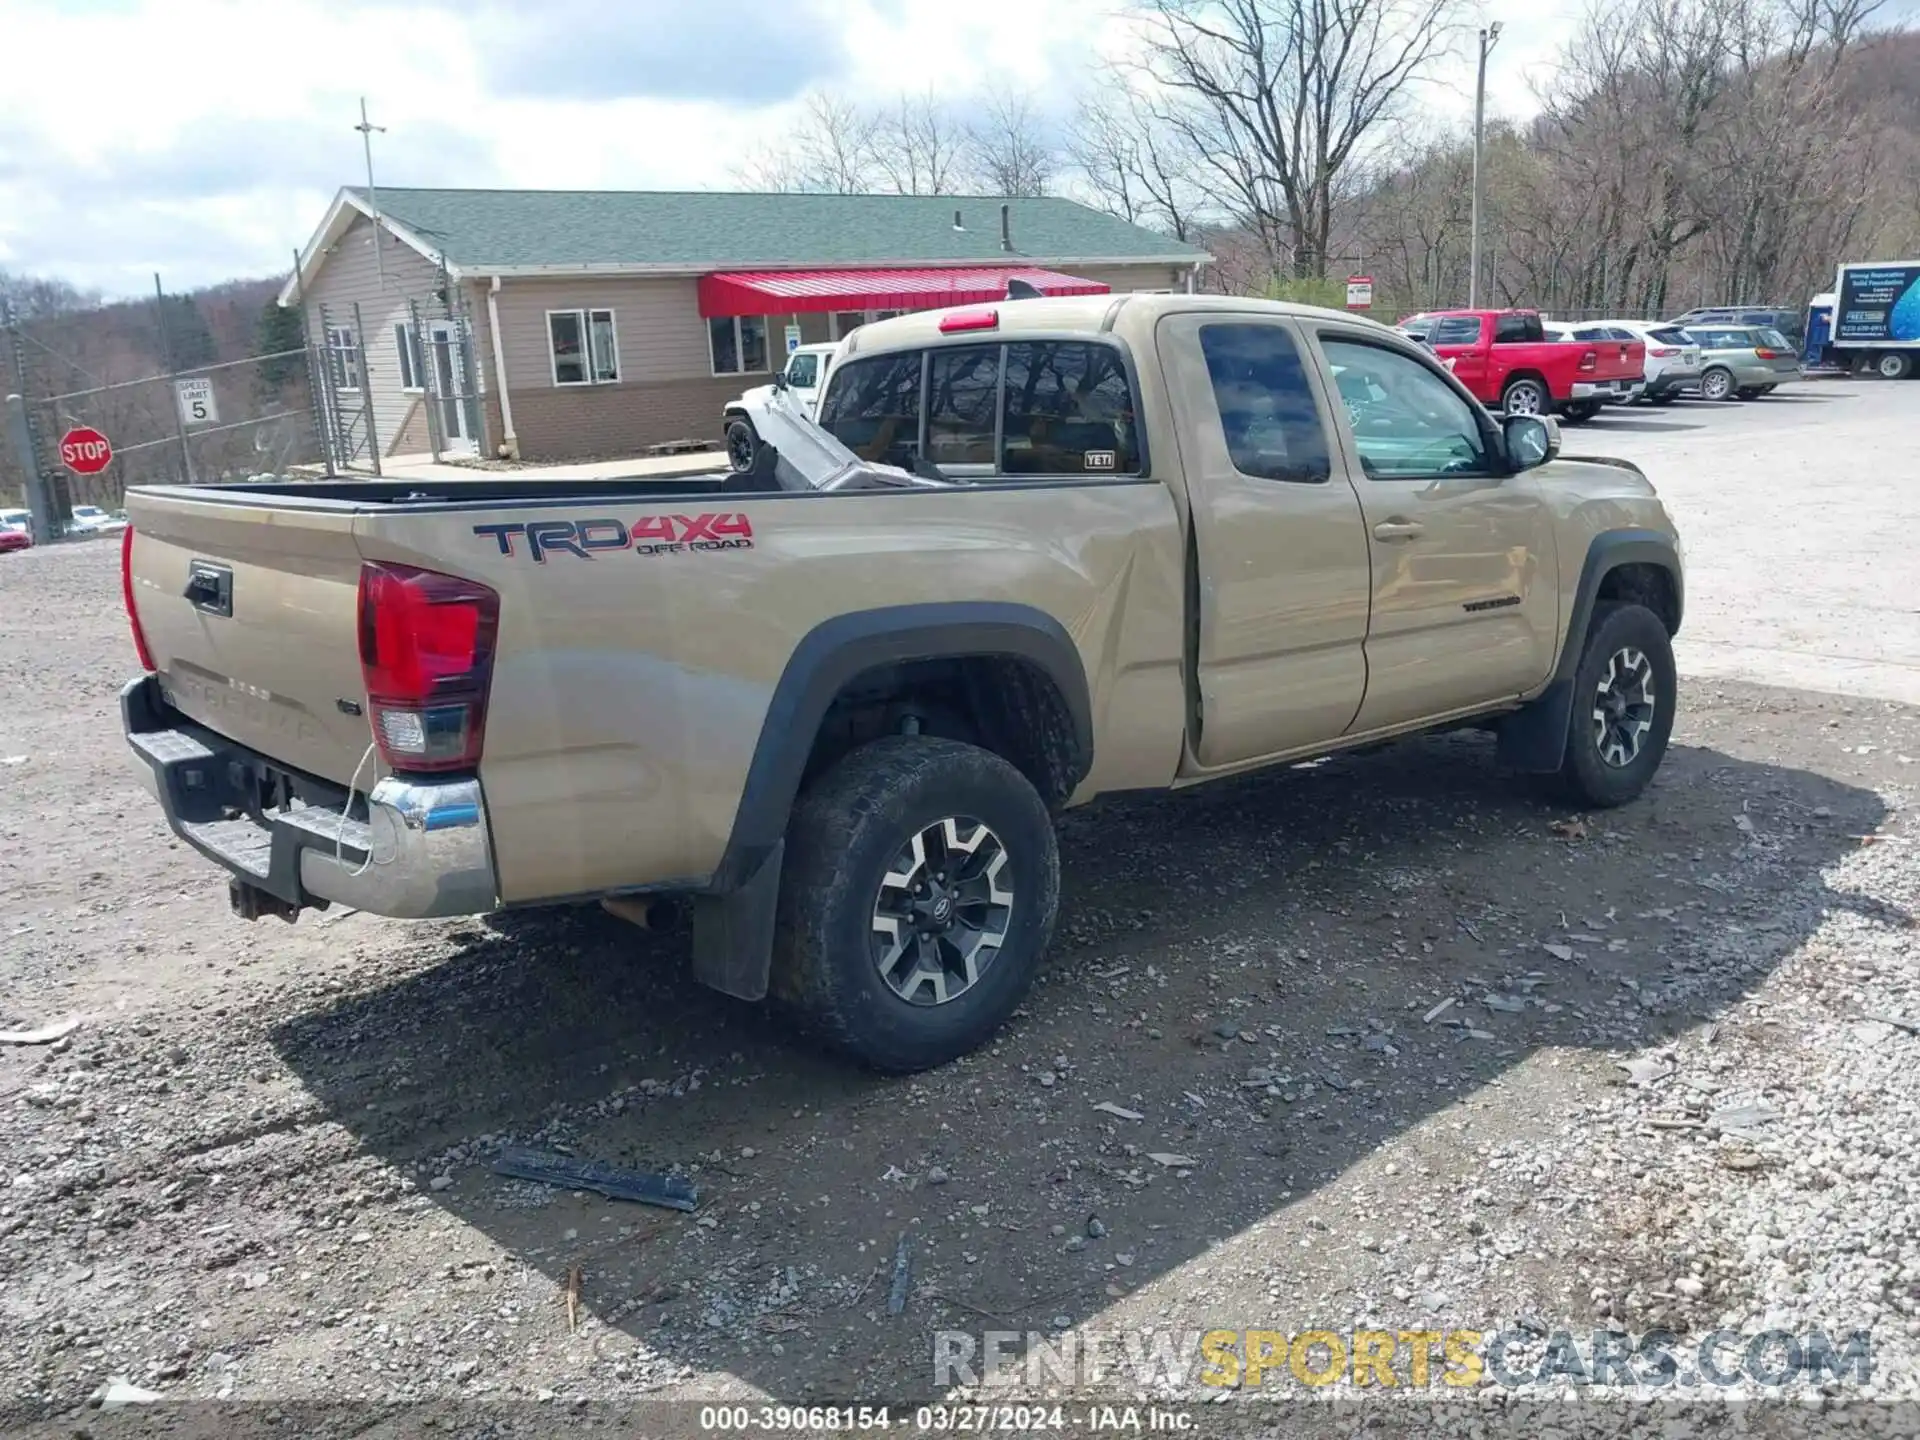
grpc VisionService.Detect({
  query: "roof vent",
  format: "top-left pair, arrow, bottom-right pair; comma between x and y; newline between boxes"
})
953,209 -> 965,231
1000,203 -> 1013,252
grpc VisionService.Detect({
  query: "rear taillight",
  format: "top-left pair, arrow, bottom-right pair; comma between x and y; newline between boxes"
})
1650,347 -> 1680,357
356,561 -> 499,773
1754,347 -> 1786,360
1578,349 -> 1598,372
122,525 -> 155,671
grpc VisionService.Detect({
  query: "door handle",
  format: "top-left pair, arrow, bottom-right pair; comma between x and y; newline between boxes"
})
1373,520 -> 1425,541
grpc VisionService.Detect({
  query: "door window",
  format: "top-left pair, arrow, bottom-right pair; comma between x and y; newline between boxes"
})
816,352 -> 923,467
1321,338 -> 1491,480
1196,323 -> 1330,484
926,346 -> 1000,466
785,352 -> 820,388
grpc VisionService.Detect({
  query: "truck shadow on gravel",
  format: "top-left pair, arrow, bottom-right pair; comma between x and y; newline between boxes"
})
272,689 -> 1894,1405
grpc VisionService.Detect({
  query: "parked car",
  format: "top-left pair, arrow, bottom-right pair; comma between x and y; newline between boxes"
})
119,293 -> 1684,1072
0,525 -> 30,554
1424,309 -> 1643,421
1682,325 -> 1802,400
722,342 -> 841,471
65,504 -> 128,536
1,508 -> 31,534
1667,306 -> 1805,349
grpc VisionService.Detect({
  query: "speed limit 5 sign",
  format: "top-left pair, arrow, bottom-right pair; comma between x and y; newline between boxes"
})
175,376 -> 218,426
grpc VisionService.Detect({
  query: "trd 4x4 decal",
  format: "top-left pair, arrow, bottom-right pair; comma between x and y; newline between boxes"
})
474,513 -> 754,563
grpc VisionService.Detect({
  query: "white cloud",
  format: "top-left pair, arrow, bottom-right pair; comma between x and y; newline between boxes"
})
0,0 -> 1591,296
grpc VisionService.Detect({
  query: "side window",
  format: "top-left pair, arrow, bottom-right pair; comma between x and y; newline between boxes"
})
1493,313 -> 1543,343
1320,338 -> 1490,481
1001,342 -> 1140,476
818,351 -> 923,468
1430,316 -> 1483,346
785,352 -> 819,388
1196,322 -> 1330,484
926,346 -> 1000,466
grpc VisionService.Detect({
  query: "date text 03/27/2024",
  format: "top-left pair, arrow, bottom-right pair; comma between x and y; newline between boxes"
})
696,1405 -> 1193,1432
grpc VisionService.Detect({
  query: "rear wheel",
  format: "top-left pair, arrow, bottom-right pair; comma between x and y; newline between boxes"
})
1648,393 -> 1680,406
1700,367 -> 1735,401
1735,386 -> 1761,400
1562,401 -> 1603,423
1556,601 -> 1676,810
1501,377 -> 1548,416
1878,352 -> 1914,380
772,736 -> 1060,1073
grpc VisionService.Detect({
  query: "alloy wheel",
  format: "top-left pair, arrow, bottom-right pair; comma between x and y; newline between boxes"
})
870,817 -> 1014,1006
1504,381 -> 1545,416
1592,646 -> 1657,768
1701,369 -> 1733,400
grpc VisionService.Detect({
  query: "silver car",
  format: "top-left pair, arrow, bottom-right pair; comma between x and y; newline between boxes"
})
1684,326 -> 1802,400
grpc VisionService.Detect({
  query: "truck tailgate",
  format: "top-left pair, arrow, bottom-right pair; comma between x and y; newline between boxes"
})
127,493 -> 371,785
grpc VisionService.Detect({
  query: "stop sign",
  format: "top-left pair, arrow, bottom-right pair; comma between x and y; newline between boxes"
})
59,426 -> 113,475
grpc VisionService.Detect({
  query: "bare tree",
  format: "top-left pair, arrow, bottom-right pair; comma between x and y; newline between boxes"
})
965,87 -> 1059,196
1141,0 -> 1465,280
732,91 -> 878,193
1065,88 -> 1207,239
871,91 -> 966,195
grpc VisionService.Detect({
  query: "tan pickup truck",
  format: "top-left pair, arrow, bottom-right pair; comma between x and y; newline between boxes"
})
120,294 -> 1684,1072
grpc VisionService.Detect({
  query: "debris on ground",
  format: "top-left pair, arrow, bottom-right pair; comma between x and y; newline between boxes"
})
1422,997 -> 1456,1023
91,1378 -> 161,1408
565,1264 -> 582,1334
1147,1153 -> 1198,1168
0,1016 -> 81,1045
492,1149 -> 698,1212
1093,1101 -> 1144,1121
1549,818 -> 1590,840
887,1234 -> 913,1316
1617,1056 -> 1674,1089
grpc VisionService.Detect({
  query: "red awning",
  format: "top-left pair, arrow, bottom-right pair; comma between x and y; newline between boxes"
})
697,266 -> 1109,319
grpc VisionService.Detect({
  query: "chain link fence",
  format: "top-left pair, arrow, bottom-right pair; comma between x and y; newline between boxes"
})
2,279 -> 331,541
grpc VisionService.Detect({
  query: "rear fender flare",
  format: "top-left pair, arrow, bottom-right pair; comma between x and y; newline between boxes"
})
691,603 -> 1091,1000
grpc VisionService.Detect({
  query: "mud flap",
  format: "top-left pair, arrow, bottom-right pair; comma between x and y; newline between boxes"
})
690,839 -> 783,1001
1497,679 -> 1574,772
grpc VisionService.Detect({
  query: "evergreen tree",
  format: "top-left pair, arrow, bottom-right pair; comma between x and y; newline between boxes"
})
253,300 -> 307,398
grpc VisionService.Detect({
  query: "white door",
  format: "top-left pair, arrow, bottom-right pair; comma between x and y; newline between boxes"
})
428,320 -> 475,453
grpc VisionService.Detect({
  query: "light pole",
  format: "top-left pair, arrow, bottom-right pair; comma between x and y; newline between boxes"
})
1469,22 -> 1502,309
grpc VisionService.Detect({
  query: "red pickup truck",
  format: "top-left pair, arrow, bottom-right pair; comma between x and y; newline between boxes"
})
1400,309 -> 1644,423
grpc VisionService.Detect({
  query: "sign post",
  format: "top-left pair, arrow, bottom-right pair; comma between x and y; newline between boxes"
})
58,426 -> 113,476
1345,276 -> 1374,310
175,376 -> 218,426
784,323 -> 803,356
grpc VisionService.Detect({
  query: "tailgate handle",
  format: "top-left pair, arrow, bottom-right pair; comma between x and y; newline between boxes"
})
184,561 -> 233,617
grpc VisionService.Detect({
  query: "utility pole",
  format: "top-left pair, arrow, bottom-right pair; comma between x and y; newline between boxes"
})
355,97 -> 389,289
1468,22 -> 1502,309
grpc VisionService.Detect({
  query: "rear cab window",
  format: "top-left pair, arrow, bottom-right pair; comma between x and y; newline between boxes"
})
819,339 -> 1143,479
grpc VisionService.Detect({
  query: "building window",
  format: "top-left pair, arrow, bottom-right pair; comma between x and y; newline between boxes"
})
325,324 -> 361,391
709,315 -> 770,376
394,324 -> 426,392
548,309 -> 619,386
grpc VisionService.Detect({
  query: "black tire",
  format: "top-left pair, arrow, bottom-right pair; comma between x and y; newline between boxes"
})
1735,386 -> 1761,400
1561,401 -> 1602,424
771,736 -> 1060,1073
725,417 -> 757,473
1501,377 -> 1548,417
1877,352 -> 1914,380
1648,393 -> 1680,406
1555,601 -> 1677,810
1700,366 -> 1736,401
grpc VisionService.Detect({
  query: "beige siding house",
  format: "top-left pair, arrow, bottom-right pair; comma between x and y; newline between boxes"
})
283,188 -> 1210,465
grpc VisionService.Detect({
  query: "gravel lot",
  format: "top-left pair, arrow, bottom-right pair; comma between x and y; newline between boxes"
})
1,380 -> 1915,1435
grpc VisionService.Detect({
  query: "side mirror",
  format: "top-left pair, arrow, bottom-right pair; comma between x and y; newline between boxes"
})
772,369 -> 789,391
1503,414 -> 1560,471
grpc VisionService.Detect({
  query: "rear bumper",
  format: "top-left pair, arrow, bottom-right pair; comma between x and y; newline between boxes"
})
1569,379 -> 1637,400
121,674 -> 497,920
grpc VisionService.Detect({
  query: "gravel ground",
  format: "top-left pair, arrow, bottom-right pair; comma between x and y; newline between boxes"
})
2,401 -> 1917,1435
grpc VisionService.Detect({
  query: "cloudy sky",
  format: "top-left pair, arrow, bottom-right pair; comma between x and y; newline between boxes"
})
0,0 -> 1593,297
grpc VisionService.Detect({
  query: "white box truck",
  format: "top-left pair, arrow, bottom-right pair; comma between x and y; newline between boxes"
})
1813,261 -> 1920,379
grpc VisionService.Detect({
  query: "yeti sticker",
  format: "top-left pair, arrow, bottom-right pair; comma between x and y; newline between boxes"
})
1083,450 -> 1117,471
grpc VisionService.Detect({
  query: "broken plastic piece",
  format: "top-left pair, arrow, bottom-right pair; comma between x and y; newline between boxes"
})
0,1017 -> 81,1046
492,1148 -> 698,1213
888,1233 -> 914,1316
